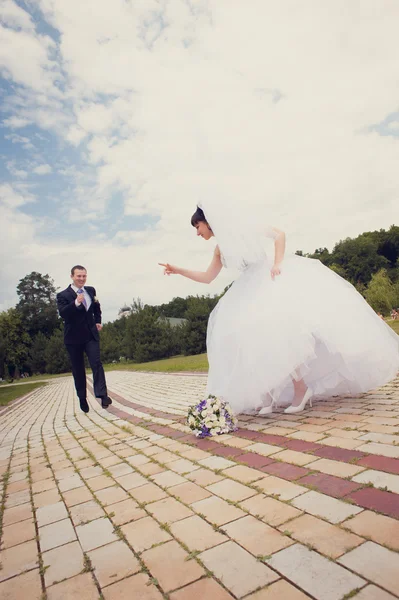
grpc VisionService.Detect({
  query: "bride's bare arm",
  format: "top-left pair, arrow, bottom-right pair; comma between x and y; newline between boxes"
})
159,246 -> 223,284
271,227 -> 286,266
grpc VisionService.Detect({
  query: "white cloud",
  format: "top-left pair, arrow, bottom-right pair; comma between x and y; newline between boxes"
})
32,163 -> 52,175
1,0 -> 399,321
0,183 -> 35,208
2,116 -> 31,128
0,0 -> 34,31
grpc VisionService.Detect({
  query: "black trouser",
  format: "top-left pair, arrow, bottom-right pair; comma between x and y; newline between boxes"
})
66,339 -> 107,400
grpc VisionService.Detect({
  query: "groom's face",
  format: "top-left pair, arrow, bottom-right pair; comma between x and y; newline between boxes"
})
71,269 -> 87,288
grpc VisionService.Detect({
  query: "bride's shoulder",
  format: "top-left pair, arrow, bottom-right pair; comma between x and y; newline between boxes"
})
214,245 -> 221,256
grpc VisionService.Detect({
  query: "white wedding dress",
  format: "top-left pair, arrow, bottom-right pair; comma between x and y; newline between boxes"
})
206,249 -> 399,415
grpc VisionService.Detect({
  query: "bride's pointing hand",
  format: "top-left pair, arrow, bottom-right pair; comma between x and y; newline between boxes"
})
159,263 -> 180,276
271,264 -> 282,280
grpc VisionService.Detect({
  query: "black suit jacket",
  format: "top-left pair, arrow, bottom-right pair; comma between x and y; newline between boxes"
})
56,285 -> 102,345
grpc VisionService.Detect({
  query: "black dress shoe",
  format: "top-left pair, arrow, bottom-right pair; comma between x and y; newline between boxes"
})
101,396 -> 112,408
79,398 -> 90,413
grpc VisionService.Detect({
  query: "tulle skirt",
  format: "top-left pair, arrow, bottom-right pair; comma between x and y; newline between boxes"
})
206,254 -> 399,414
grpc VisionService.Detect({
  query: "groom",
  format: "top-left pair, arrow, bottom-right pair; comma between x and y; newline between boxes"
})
56,265 -> 112,413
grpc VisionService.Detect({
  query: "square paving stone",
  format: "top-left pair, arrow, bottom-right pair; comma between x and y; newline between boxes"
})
206,479 -> 258,502
121,516 -> 171,552
0,540 -> 39,582
33,489 -> 62,508
282,514 -> 363,559
352,469 -> 399,494
95,485 -> 129,506
167,458 -> 201,474
245,579 -> 311,599
309,458 -> 365,478
126,454 -> 151,467
5,489 -> 31,509
348,585 -> 397,600
346,487 -> 399,519
102,572 -> 164,600
297,472 -> 362,498
191,496 -> 246,525
245,443 -> 283,457
87,474 -> 115,491
115,471 -> 148,490
36,501 -> 69,527
31,478 -> 57,494
2,518 -> 36,549
105,498 -> 146,526
58,474 -> 84,492
267,543 -> 365,600
168,481 -> 212,504
38,508 -> 75,548
76,517 -> 118,551
142,540 -> 205,592
146,497 -> 194,524
186,468 -> 225,486
222,465 -> 266,484
46,572 -> 99,600
270,450 -> 318,467
236,453 -> 275,469
255,476 -> 308,500
138,461 -> 165,476
170,515 -> 226,551
261,463 -> 310,481
0,568 -> 42,600
70,499 -> 106,525
291,491 -> 362,523
62,486 -> 93,507
169,577 -> 234,599
200,540 -> 279,598
198,456 -> 235,470
151,470 -> 187,488
108,462 -> 134,477
224,515 -> 294,556
88,540 -> 141,588
43,540 -> 84,586
129,482 -> 168,504
7,479 -> 30,494
240,494 -> 302,527
338,541 -> 399,595
341,510 -> 399,551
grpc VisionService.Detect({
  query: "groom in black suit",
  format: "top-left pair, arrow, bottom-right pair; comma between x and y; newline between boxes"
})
56,265 -> 112,413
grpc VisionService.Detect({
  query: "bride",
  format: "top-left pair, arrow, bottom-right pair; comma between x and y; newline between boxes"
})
159,203 -> 399,415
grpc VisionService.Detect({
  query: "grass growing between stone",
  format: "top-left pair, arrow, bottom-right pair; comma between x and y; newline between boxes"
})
0,381 -> 47,406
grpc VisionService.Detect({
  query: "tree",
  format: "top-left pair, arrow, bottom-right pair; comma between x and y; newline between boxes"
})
16,271 -> 59,338
29,332 -> 48,374
365,270 -> 396,315
45,330 -> 70,374
0,309 -> 31,378
182,295 -> 218,356
123,305 -> 176,363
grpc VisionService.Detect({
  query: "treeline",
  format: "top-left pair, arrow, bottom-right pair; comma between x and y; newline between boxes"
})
0,225 -> 398,380
296,225 -> 399,315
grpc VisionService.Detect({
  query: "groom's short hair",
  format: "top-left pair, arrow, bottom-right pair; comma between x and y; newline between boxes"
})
71,265 -> 86,275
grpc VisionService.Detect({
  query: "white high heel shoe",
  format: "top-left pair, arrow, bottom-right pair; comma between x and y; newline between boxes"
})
284,388 -> 313,414
258,398 -> 277,416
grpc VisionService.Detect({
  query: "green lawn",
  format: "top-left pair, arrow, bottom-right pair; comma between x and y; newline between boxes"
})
103,353 -> 209,373
0,382 -> 47,407
388,319 -> 399,335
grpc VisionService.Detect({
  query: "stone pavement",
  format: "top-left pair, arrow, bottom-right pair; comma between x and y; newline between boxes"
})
1,372 -> 399,600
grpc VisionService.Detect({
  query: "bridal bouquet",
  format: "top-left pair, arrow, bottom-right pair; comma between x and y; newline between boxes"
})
187,395 -> 238,438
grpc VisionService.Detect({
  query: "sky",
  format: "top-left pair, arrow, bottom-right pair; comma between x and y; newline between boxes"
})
1,0 -> 398,322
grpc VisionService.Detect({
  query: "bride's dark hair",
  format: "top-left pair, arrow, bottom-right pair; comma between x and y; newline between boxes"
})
191,206 -> 207,227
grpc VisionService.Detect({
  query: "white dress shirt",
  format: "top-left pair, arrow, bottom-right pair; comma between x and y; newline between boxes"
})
71,285 -> 92,311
